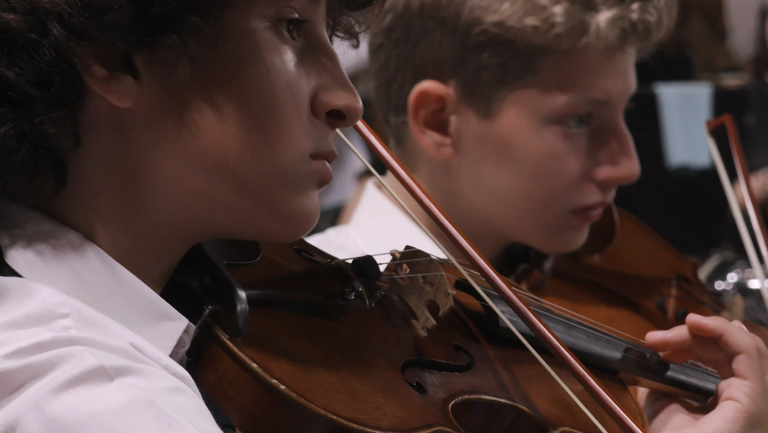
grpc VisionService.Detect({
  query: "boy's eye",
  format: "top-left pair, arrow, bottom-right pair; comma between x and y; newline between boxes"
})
565,113 -> 593,130
281,18 -> 307,41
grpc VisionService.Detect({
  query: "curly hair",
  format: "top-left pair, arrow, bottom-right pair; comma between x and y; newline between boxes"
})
0,0 -> 379,205
370,0 -> 678,148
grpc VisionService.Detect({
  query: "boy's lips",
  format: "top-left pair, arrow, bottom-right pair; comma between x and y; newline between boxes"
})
310,149 -> 337,187
570,201 -> 611,223
310,149 -> 338,165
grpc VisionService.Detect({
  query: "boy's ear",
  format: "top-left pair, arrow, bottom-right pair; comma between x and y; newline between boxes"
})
79,58 -> 140,109
407,80 -> 457,160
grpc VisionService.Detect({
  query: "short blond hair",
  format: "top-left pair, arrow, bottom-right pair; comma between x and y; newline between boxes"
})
370,0 -> 678,147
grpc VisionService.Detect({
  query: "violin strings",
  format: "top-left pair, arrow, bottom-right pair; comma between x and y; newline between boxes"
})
378,254 -> 649,344
337,248 -> 672,369
377,269 -> 718,380
374,257 -> 719,378
338,129 -> 611,433
529,305 -> 719,377
365,251 -> 644,342
374,254 -> 652,346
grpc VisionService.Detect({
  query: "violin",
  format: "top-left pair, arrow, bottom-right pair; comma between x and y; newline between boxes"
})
521,206 -> 768,345
170,237 -> 723,433
163,121 -> 726,433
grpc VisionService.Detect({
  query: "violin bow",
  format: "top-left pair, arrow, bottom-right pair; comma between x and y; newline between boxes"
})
705,114 -> 768,315
341,120 -> 644,433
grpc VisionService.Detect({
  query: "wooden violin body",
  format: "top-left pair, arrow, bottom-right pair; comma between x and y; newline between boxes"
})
527,207 -> 768,344
181,240 -> 649,433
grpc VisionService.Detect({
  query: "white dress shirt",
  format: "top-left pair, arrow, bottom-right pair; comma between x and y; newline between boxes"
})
0,202 -> 221,432
307,178 -> 443,261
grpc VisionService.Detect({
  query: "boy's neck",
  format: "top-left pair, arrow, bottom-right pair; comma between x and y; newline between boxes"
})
43,195 -> 192,295
41,128 -> 202,295
380,171 -> 511,269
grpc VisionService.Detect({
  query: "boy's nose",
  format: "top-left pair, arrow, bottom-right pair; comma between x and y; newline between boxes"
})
311,49 -> 364,130
313,86 -> 364,130
592,124 -> 642,190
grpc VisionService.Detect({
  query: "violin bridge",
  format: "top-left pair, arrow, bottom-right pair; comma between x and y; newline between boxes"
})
383,246 -> 454,337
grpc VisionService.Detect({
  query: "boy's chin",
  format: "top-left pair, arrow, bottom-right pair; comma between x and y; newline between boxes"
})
260,209 -> 321,244
537,231 -> 591,256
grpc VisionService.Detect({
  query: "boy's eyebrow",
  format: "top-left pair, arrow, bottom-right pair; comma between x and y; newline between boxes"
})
545,92 -> 636,112
572,91 -> 638,106
551,94 -> 606,106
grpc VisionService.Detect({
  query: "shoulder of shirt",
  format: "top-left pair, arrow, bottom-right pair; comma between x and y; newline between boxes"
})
0,276 -> 220,432
0,275 -> 79,333
0,275 -> 174,361
0,275 -> 149,364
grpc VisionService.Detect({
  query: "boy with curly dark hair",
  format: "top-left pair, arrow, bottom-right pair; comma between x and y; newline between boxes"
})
0,0 -> 373,430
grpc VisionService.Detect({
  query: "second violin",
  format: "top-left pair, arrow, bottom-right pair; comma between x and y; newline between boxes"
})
522,207 -> 768,345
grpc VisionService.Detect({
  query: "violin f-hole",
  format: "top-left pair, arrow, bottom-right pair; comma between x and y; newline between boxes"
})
401,343 -> 475,395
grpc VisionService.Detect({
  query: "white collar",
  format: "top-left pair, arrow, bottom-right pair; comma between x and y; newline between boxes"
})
0,201 -> 193,358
